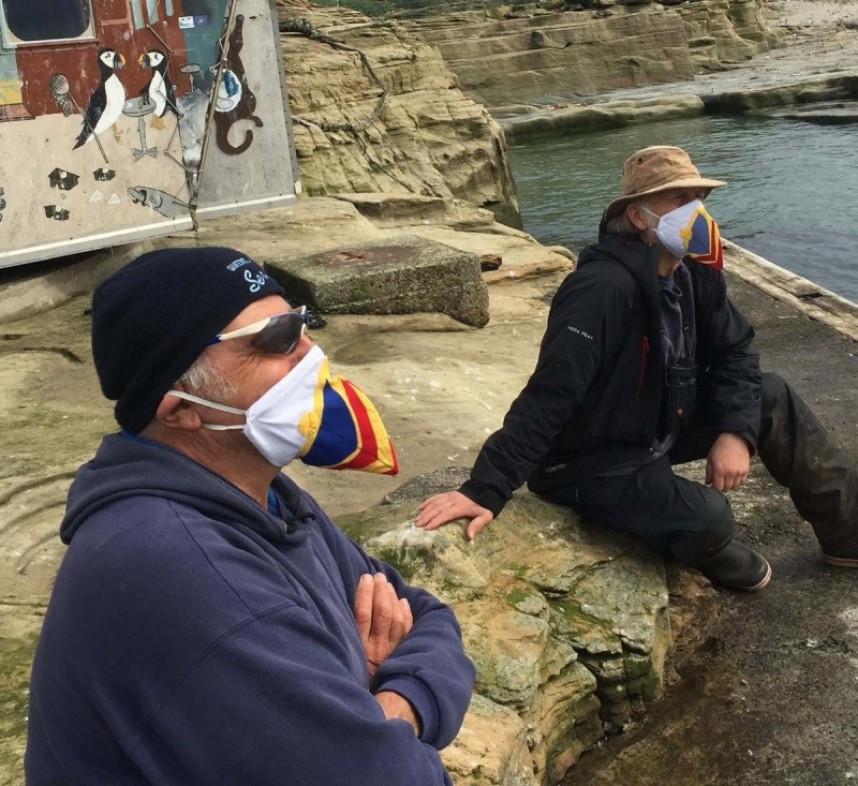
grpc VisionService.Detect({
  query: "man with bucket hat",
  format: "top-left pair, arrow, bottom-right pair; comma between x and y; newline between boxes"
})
25,246 -> 474,784
417,145 -> 858,589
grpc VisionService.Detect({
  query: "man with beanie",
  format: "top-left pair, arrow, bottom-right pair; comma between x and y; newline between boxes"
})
417,145 -> 858,590
25,246 -> 474,784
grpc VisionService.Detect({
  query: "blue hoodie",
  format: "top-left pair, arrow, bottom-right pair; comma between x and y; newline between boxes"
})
26,433 -> 475,784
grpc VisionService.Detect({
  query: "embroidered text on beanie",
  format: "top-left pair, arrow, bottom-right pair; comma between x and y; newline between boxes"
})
91,246 -> 285,433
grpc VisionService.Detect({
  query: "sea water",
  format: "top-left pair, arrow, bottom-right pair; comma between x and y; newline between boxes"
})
508,115 -> 858,303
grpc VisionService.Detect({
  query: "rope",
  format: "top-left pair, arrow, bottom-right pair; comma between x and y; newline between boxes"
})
278,10 -> 441,196
279,16 -> 389,133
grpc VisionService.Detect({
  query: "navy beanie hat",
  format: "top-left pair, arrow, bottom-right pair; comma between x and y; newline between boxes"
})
91,246 -> 285,434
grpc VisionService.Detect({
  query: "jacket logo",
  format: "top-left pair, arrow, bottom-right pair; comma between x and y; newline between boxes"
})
568,326 -> 594,341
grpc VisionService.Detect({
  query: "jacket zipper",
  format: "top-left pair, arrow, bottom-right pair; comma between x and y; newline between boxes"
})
637,335 -> 650,399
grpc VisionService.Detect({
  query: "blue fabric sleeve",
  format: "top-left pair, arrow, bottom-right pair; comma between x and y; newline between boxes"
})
364,554 -> 475,749
134,606 -> 456,785
310,501 -> 475,750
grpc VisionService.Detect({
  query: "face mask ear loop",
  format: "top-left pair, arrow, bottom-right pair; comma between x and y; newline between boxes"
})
638,204 -> 661,232
165,389 -> 247,431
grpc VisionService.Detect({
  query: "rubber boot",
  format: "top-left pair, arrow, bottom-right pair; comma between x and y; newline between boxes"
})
697,538 -> 772,591
822,549 -> 858,568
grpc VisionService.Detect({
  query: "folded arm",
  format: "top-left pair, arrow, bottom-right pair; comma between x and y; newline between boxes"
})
354,549 -> 476,750
138,606 -> 460,785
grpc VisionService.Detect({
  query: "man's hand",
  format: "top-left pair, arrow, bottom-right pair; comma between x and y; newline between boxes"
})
414,491 -> 494,541
374,690 -> 421,736
354,573 -> 413,679
355,577 -> 422,735
706,432 -> 751,492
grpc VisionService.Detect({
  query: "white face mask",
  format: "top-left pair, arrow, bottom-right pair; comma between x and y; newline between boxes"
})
168,345 -> 398,474
642,199 -> 723,269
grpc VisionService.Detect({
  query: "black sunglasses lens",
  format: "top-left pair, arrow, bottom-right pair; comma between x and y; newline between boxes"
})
250,313 -> 306,354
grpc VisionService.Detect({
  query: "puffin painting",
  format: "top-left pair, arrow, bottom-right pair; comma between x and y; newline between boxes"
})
138,49 -> 178,129
73,48 -> 127,149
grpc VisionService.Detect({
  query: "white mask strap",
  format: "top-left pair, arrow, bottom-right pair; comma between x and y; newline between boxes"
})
166,389 -> 246,431
639,205 -> 663,230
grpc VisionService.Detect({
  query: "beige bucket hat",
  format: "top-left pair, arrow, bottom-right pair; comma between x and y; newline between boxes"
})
603,145 -> 726,222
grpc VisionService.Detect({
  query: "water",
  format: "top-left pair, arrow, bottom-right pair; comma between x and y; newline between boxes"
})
508,116 -> 858,303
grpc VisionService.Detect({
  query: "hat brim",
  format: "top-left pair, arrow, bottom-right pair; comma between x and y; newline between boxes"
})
603,176 -> 727,223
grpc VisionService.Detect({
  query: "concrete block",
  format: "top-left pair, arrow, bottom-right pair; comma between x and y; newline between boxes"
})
264,234 -> 490,327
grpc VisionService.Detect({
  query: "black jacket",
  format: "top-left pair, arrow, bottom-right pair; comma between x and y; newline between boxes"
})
460,233 -> 762,516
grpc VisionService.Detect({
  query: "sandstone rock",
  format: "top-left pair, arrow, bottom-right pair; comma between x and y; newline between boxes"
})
758,99 -> 858,124
402,226 -> 575,283
675,0 -> 771,69
197,198 -> 575,319
278,2 -> 521,226
338,475 -> 719,783
395,1 -> 775,107
702,74 -> 858,111
195,199 -> 382,259
500,94 -> 705,141
333,192 -> 451,223
331,193 -> 575,279
334,191 -> 502,232
443,693 -> 539,786
383,465 -> 472,504
365,524 -> 490,603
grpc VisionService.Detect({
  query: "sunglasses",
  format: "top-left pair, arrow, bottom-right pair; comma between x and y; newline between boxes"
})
210,306 -> 308,354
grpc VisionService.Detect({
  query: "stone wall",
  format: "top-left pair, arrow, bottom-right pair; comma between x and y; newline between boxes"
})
278,2 -> 522,226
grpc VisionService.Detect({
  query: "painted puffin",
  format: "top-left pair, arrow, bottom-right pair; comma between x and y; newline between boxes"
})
138,49 -> 178,129
73,48 -> 127,149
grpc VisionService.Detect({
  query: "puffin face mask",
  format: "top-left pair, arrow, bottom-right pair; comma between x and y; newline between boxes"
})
169,345 -> 399,474
645,199 -> 724,270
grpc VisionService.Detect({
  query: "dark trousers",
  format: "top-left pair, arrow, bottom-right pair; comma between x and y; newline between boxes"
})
539,373 -> 858,564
